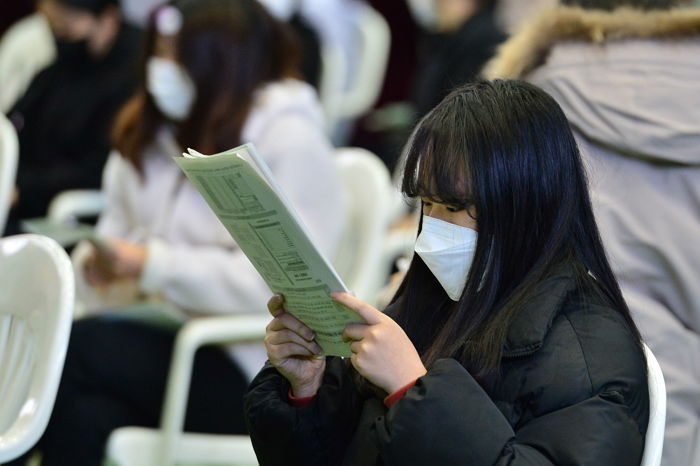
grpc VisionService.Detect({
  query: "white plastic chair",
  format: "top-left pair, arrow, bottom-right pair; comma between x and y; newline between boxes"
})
320,2 -> 391,141
333,147 -> 396,306
641,343 -> 666,466
0,113 -> 18,235
47,189 -> 105,224
105,315 -> 268,466
0,234 -> 74,463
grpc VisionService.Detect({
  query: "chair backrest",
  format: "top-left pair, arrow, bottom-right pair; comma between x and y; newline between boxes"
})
320,2 -> 390,138
0,113 -> 18,235
0,234 -> 74,462
640,343 -> 666,466
333,148 -> 394,305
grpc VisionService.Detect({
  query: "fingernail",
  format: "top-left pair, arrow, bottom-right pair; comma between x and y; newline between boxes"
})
305,332 -> 315,341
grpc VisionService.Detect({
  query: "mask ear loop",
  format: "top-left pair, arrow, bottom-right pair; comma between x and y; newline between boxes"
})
155,5 -> 183,36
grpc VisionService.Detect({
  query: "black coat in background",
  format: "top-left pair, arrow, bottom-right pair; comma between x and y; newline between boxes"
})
412,9 -> 506,116
244,265 -> 650,465
7,24 -> 141,228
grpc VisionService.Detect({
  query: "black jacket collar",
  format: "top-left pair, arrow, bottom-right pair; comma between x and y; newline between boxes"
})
502,264 -> 578,358
387,263 -> 582,359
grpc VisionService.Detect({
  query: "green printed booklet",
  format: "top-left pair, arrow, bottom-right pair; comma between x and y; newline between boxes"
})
174,144 -> 361,357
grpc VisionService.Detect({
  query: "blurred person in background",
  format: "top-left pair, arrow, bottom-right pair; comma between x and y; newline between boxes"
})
485,1 -> 700,464
5,0 -> 141,233
6,0 -> 345,465
119,0 -> 165,25
411,0 -> 506,117
355,0 -> 504,170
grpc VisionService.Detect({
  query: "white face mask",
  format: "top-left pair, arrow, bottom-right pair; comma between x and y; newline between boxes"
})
405,0 -> 438,30
146,57 -> 196,122
257,0 -> 295,21
414,215 -> 478,301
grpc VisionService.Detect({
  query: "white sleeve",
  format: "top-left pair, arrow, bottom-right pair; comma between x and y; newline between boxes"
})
139,236 -> 271,315
95,151 -> 135,238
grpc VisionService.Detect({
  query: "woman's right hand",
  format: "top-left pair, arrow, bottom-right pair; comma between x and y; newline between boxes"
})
83,245 -> 117,287
83,238 -> 147,287
265,294 -> 325,398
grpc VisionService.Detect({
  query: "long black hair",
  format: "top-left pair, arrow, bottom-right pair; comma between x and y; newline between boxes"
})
393,80 -> 642,378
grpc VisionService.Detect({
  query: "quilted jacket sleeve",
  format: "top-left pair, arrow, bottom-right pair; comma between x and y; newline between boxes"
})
244,357 -> 363,466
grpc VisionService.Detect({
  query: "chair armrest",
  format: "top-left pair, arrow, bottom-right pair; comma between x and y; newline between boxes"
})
158,314 -> 269,465
47,189 -> 104,223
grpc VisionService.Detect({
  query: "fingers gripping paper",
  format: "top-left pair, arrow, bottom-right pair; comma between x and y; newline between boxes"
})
174,144 -> 360,357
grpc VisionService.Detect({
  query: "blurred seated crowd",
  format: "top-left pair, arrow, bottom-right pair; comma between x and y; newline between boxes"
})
1,0 -> 699,465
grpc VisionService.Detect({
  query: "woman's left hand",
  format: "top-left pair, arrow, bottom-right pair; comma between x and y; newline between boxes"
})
333,292 -> 427,394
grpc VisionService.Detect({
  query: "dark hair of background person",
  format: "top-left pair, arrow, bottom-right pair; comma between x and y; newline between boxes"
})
478,0 -> 500,10
113,0 -> 301,170
288,13 -> 321,89
56,0 -> 119,15
560,0 -> 682,9
393,80 -> 643,379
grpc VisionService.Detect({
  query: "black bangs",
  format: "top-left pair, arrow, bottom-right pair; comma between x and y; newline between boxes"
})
400,101 -> 474,208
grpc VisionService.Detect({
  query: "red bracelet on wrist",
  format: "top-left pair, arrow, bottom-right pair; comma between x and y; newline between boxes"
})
383,379 -> 418,408
288,388 -> 316,408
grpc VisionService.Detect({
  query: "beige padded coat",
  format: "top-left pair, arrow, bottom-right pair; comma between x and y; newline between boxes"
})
486,7 -> 700,466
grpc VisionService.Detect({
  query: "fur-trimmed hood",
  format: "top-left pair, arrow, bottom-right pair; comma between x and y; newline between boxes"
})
485,7 -> 700,165
485,6 -> 700,79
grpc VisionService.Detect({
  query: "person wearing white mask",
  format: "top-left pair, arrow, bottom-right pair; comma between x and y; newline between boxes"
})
244,80 -> 650,465
17,1 -> 346,465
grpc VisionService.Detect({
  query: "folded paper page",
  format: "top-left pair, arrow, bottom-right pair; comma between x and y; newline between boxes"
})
175,143 -> 360,357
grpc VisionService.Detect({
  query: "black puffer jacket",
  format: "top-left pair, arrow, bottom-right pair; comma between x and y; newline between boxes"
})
244,266 -> 649,465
